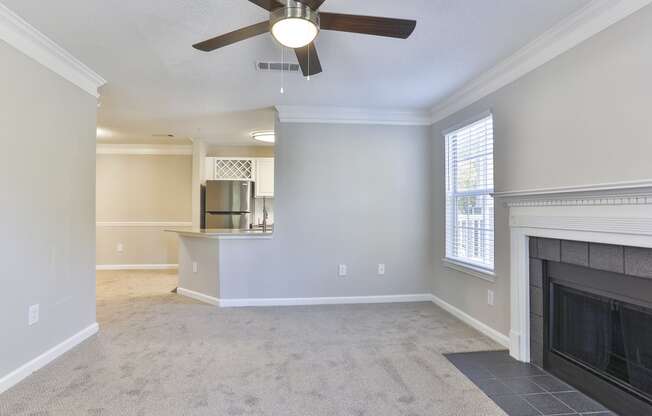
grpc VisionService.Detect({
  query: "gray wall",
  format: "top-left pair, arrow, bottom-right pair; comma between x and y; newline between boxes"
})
216,122 -> 433,299
0,42 -> 97,378
96,154 -> 192,266
431,5 -> 652,336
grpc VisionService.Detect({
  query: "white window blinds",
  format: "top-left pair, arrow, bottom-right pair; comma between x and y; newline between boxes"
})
445,114 -> 494,271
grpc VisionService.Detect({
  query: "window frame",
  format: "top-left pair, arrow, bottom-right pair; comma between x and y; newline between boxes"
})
442,111 -> 496,280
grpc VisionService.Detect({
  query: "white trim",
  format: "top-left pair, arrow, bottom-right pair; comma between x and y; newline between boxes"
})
442,258 -> 496,282
430,0 -> 652,124
0,323 -> 99,394
96,221 -> 193,228
96,144 -> 193,155
219,293 -> 433,307
177,287 -> 219,306
493,179 -> 652,200
276,105 -> 432,126
96,264 -> 178,271
430,294 -> 510,348
0,4 -> 105,97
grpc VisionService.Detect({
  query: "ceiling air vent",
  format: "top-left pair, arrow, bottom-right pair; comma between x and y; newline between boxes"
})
255,61 -> 301,73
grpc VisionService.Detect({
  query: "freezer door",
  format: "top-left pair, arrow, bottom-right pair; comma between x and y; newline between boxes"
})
205,213 -> 251,230
205,180 -> 251,213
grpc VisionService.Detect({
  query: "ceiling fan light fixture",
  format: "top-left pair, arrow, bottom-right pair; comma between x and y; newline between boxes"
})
270,5 -> 319,49
250,131 -> 275,143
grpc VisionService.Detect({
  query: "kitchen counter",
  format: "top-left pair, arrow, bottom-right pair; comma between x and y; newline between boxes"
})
167,227 -> 274,305
166,228 -> 273,239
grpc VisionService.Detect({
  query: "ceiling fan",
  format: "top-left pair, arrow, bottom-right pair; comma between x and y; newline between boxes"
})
193,0 -> 417,77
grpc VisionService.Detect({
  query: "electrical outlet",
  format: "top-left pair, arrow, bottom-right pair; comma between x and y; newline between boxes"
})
192,262 -> 198,273
116,243 -> 124,253
487,290 -> 495,306
378,264 -> 386,275
338,264 -> 347,277
28,304 -> 39,326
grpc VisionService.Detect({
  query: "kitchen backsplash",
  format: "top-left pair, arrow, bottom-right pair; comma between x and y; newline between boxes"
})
252,197 -> 274,225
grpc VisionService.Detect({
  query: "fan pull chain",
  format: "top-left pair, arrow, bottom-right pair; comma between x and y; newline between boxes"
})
307,43 -> 310,81
280,47 -> 285,94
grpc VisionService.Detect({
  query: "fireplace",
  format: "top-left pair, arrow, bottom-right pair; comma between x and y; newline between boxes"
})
530,238 -> 652,415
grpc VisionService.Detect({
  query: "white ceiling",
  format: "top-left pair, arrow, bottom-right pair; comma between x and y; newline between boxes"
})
3,0 -> 591,145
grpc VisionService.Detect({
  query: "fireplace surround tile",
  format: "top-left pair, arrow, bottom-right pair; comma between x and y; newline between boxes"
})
624,246 -> 652,278
537,238 -> 561,262
530,286 -> 543,317
561,240 -> 589,267
529,258 -> 543,288
589,243 -> 624,273
529,237 -> 539,258
530,314 -> 543,344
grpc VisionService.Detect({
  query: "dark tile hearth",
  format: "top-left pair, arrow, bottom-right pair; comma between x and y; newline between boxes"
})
446,351 -> 617,416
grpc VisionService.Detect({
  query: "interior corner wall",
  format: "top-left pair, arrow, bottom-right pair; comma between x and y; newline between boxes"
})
215,122 -> 434,299
430,5 -> 652,337
0,42 -> 97,380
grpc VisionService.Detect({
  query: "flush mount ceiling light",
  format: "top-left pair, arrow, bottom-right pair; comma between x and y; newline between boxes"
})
251,131 -> 275,143
193,0 -> 416,77
270,2 -> 319,48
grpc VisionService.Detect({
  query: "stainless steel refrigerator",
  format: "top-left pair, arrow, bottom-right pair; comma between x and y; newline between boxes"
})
204,180 -> 252,229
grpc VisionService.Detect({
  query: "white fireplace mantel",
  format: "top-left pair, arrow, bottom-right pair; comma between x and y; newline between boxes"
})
499,180 -> 652,362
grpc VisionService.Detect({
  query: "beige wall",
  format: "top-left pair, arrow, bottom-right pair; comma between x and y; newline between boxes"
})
0,41 -> 97,379
96,154 -> 192,266
431,5 -> 652,336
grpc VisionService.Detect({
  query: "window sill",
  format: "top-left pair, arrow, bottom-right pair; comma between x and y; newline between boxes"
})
442,257 -> 496,282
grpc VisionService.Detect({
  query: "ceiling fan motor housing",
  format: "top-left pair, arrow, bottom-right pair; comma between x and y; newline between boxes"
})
270,0 -> 320,32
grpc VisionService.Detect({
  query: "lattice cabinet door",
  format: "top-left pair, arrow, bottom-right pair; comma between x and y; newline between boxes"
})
213,158 -> 254,180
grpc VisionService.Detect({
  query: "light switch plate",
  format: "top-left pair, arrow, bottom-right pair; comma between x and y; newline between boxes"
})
338,264 -> 347,277
28,304 -> 39,326
487,290 -> 495,306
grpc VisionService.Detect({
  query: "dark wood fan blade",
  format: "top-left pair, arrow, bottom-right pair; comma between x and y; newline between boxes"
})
295,0 -> 327,10
248,0 -> 284,11
193,21 -> 269,52
295,42 -> 322,76
320,13 -> 416,39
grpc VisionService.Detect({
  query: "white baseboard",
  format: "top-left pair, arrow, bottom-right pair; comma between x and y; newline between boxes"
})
0,322 -> 99,394
96,264 -> 178,271
430,294 -> 510,348
219,293 -> 433,308
177,287 -> 220,306
176,290 -> 432,308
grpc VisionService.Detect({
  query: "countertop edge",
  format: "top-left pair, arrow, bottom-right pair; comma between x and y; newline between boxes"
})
165,229 -> 274,240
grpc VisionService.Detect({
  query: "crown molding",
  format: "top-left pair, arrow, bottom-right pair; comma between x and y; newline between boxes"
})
493,179 -> 652,207
0,3 -> 106,97
96,144 -> 193,155
276,105 -> 432,126
493,179 -> 652,199
430,0 -> 652,124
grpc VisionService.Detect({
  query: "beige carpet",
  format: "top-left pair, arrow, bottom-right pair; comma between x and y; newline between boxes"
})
0,270 -> 506,415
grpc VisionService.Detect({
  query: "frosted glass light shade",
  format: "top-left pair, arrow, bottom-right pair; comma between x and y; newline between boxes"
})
271,18 -> 318,48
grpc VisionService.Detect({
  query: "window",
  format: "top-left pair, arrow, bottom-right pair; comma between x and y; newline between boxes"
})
444,113 -> 494,273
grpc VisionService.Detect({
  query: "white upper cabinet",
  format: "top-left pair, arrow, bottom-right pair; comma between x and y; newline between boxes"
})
205,158 -> 255,181
254,158 -> 274,198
